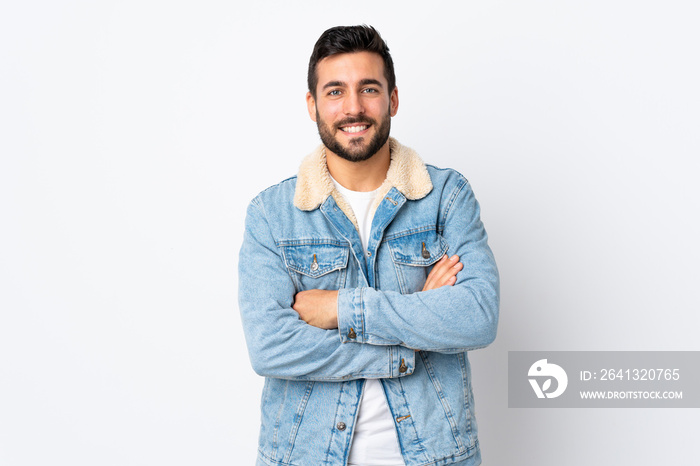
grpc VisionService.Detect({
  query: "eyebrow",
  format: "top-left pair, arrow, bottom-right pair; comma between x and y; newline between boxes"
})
322,80 -> 346,90
321,78 -> 384,90
359,78 -> 383,88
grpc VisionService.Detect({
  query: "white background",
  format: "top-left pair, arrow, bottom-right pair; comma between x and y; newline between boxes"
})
1,1 -> 698,465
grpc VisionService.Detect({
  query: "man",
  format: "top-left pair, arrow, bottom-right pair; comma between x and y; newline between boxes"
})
239,25 -> 499,466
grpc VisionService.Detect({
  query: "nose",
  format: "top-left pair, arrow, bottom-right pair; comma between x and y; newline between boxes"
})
343,91 -> 364,116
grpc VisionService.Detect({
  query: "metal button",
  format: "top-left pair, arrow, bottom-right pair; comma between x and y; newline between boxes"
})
421,242 -> 430,259
366,251 -> 371,257
348,328 -> 356,339
399,358 -> 407,373
336,422 -> 346,431
311,254 -> 319,271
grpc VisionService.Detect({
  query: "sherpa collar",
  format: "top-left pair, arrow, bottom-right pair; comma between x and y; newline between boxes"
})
293,137 -> 433,229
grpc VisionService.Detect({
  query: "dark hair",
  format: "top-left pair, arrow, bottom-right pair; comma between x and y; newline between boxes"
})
307,25 -> 396,98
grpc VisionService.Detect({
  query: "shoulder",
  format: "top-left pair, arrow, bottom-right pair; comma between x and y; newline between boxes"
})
424,164 -> 471,198
248,175 -> 298,211
420,164 -> 480,225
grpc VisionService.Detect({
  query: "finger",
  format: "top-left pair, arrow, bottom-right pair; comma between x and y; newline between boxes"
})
427,257 -> 463,290
438,262 -> 462,287
422,255 -> 448,290
423,255 -> 460,291
431,255 -> 459,282
423,255 -> 448,290
430,254 -> 453,277
434,260 -> 461,287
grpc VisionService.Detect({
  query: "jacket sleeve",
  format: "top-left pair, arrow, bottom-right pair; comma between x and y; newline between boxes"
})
238,198 -> 416,381
336,178 -> 500,353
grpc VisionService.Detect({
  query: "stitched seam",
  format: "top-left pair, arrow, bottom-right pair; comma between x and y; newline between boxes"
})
410,441 -> 479,466
271,380 -> 289,458
389,346 -> 394,378
323,382 -> 347,464
461,353 -> 475,444
276,238 -> 347,247
281,246 -> 349,275
282,381 -> 315,463
381,225 -> 437,242
359,287 -> 366,344
254,174 -> 297,198
420,352 -> 465,452
387,241 -> 408,294
389,236 -> 449,268
258,448 -> 295,465
396,375 -> 432,463
441,176 -> 469,227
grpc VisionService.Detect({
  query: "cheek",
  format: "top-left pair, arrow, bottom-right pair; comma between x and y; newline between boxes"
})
321,103 -> 342,118
367,100 -> 391,117
318,107 -> 342,128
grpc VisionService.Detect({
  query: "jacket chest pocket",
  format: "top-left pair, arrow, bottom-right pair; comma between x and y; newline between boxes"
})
281,242 -> 350,291
386,230 -> 449,294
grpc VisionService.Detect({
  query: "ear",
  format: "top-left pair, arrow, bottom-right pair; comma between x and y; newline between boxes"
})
306,92 -> 317,122
389,86 -> 399,117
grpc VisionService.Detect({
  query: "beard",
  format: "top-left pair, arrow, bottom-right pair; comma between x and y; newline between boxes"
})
316,109 -> 391,163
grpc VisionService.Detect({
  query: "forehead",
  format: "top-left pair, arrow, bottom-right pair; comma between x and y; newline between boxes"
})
316,51 -> 387,88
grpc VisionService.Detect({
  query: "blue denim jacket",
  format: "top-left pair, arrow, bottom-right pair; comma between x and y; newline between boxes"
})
239,138 -> 499,466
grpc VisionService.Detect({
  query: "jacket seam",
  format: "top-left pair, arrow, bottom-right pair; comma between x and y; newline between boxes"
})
258,447 -> 296,466
459,352 -> 475,445
282,381 -> 315,463
412,440 -> 479,466
420,352 -> 465,452
253,199 -> 300,293
276,238 -> 348,247
255,175 -> 298,197
441,177 -> 469,228
387,236 -> 449,268
381,225 -> 439,242
397,375 -> 432,463
359,287 -> 367,344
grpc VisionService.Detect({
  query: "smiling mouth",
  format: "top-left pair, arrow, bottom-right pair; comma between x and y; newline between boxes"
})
339,124 -> 370,134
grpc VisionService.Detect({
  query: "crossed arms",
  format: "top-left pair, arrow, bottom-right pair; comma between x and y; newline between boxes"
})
238,179 -> 499,381
293,254 -> 464,329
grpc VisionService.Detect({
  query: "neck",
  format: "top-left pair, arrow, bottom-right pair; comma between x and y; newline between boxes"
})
325,141 -> 391,192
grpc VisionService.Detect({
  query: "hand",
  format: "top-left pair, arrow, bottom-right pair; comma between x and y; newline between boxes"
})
293,289 -> 339,329
422,254 -> 463,291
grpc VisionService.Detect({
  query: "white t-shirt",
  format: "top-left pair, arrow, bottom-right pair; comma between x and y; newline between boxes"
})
331,177 -> 406,466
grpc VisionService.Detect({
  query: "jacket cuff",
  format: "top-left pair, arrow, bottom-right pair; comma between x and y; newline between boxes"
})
337,287 -> 366,343
337,287 -> 415,377
392,346 -> 416,377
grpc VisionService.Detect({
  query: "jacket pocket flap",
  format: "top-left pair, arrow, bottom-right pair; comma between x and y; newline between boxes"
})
387,231 -> 449,267
281,243 -> 349,278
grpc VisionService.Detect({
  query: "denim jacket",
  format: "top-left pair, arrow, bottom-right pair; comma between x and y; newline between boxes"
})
239,138 -> 499,466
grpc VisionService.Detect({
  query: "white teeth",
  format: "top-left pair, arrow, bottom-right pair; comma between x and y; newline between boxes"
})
342,125 -> 368,133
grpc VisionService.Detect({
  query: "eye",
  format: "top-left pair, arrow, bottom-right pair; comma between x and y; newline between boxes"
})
362,88 -> 379,94
328,89 -> 342,96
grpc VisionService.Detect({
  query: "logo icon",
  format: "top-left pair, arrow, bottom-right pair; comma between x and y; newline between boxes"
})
528,359 -> 568,399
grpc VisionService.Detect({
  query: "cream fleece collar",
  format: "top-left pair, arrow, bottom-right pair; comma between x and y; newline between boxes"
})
293,138 -> 433,229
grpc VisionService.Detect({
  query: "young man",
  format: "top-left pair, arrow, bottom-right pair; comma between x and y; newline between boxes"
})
239,25 -> 499,466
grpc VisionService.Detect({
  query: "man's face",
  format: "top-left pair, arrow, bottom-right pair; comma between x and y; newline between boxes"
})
306,51 -> 399,162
